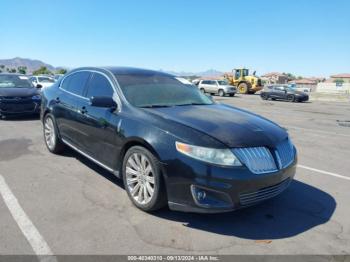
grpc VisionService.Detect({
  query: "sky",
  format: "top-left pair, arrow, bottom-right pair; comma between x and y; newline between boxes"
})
0,0 -> 349,77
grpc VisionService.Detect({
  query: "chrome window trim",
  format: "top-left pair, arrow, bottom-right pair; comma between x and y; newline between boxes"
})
59,69 -> 122,111
59,71 -> 90,101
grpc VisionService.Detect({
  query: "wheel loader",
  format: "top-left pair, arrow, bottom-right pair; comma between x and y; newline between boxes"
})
224,68 -> 263,94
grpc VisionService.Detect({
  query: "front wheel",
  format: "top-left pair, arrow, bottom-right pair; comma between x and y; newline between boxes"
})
43,114 -> 65,154
122,146 -> 167,212
229,93 -> 235,97
287,95 -> 295,102
238,83 -> 249,94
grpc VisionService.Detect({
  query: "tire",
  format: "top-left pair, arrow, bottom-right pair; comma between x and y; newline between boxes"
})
218,89 -> 225,97
229,93 -> 235,97
200,88 -> 205,94
122,146 -> 167,212
261,93 -> 268,100
43,114 -> 66,154
287,95 -> 295,102
238,83 -> 249,94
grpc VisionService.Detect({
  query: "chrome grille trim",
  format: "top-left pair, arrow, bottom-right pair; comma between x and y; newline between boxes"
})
276,138 -> 295,169
233,147 -> 278,174
239,179 -> 291,206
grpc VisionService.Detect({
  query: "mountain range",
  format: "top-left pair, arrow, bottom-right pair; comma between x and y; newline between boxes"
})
0,57 -> 225,77
0,57 -> 57,73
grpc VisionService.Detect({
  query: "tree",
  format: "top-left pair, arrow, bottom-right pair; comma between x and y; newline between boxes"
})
0,65 -> 5,70
17,66 -> 27,75
55,68 -> 67,75
32,66 -> 52,75
9,68 -> 17,73
283,72 -> 297,81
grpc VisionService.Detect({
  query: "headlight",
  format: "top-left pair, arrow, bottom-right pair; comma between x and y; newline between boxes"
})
32,95 -> 41,100
176,142 -> 242,166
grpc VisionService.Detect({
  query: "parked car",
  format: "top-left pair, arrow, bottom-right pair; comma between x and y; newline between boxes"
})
29,75 -> 55,88
41,67 -> 297,213
0,74 -> 41,119
198,79 -> 237,97
260,85 -> 309,102
53,74 -> 64,81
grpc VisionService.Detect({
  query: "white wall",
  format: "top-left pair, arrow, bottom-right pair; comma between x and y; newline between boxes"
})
316,83 -> 350,94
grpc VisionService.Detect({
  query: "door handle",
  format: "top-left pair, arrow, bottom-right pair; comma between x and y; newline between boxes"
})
80,106 -> 87,114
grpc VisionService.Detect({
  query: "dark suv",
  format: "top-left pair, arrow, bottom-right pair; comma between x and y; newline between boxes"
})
260,85 -> 309,102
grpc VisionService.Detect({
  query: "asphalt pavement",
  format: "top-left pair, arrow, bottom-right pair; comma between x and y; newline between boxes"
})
0,94 -> 349,255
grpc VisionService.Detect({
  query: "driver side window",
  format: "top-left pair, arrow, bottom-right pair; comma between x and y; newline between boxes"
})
86,73 -> 114,98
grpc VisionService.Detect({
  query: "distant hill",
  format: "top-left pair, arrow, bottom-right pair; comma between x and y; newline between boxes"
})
0,57 -> 56,74
0,57 -> 224,77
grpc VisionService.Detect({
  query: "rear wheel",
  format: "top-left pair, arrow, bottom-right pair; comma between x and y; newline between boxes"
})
287,95 -> 295,102
43,114 -> 65,154
238,83 -> 249,94
122,146 -> 167,212
218,89 -> 225,97
261,93 -> 268,100
200,88 -> 205,94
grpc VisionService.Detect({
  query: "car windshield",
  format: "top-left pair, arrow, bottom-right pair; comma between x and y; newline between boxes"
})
115,73 -> 214,107
0,75 -> 33,88
38,77 -> 54,83
217,80 -> 229,85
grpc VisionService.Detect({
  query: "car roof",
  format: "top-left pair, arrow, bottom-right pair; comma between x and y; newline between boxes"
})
69,66 -> 174,77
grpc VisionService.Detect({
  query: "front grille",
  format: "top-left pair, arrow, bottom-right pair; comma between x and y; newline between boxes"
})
275,139 -> 295,169
233,147 -> 278,174
239,178 -> 291,206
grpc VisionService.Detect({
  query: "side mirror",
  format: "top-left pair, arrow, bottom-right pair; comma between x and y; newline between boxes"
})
90,96 -> 117,110
36,84 -> 43,89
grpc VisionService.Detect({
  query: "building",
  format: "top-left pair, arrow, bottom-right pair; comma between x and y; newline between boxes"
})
329,73 -> 350,83
289,79 -> 318,92
261,72 -> 288,84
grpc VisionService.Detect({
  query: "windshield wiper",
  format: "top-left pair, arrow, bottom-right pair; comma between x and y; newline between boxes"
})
176,102 -> 210,106
140,104 -> 173,108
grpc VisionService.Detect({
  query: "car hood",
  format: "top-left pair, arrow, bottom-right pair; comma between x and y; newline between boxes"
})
145,104 -> 288,148
0,88 -> 39,97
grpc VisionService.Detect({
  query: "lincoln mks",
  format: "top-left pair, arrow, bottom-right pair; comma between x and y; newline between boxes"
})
41,67 -> 297,213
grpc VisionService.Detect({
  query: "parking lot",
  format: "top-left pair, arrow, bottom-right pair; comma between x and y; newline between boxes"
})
0,94 -> 349,255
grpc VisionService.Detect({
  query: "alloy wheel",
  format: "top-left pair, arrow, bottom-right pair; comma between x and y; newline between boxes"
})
125,152 -> 155,205
44,117 -> 56,150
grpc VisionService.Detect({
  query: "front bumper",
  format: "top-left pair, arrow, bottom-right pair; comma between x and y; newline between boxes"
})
0,100 -> 41,116
164,155 -> 297,213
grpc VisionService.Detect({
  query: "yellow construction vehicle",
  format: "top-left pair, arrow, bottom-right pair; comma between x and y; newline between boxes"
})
224,68 -> 263,94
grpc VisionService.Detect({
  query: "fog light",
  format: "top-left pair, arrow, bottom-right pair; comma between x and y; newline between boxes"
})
191,185 -> 233,209
196,190 -> 206,201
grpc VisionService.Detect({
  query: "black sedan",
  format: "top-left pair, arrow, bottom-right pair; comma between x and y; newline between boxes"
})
41,67 -> 297,213
260,85 -> 309,102
0,74 -> 41,119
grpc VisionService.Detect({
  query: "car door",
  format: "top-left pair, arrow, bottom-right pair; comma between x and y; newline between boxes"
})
271,86 -> 285,99
205,80 -> 215,93
54,71 -> 92,147
75,72 -> 121,169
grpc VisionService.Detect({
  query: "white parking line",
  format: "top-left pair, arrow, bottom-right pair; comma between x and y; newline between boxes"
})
0,175 -> 56,262
298,165 -> 350,181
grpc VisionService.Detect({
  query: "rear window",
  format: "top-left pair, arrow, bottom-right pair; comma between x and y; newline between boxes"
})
61,72 -> 91,96
0,75 -> 33,88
